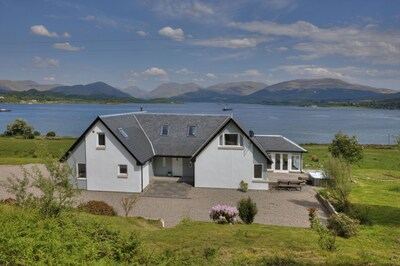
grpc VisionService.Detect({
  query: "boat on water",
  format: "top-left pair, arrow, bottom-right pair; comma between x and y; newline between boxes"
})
222,105 -> 233,111
0,109 -> 11,112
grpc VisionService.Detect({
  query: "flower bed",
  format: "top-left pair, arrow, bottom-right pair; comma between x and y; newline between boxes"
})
209,205 -> 239,224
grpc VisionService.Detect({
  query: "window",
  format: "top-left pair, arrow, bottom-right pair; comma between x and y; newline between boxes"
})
267,153 -> 272,170
161,125 -> 169,136
77,163 -> 86,178
118,164 -> 128,177
291,154 -> 300,171
118,127 -> 129,139
97,133 -> 105,147
275,153 -> 281,170
282,154 -> 288,171
220,133 -> 243,146
187,126 -> 196,136
254,164 -> 263,179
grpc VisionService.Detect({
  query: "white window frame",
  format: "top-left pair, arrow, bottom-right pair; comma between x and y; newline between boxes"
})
97,132 -> 106,149
253,164 -> 263,179
160,125 -> 169,136
118,164 -> 128,178
76,163 -> 87,179
218,133 -> 243,148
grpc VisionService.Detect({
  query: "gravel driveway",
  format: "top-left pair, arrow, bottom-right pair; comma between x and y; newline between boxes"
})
0,164 -> 329,228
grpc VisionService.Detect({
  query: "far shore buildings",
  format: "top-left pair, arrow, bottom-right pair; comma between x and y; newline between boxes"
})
65,112 -> 307,193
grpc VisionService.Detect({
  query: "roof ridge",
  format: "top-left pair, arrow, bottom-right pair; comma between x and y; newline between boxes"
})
281,136 -> 308,152
136,112 -> 230,117
133,113 -> 156,156
100,111 -> 145,118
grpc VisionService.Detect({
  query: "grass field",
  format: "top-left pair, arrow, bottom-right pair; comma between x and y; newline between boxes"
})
0,137 -> 76,164
0,139 -> 399,264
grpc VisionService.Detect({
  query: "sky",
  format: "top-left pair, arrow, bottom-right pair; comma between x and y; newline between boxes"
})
0,0 -> 400,91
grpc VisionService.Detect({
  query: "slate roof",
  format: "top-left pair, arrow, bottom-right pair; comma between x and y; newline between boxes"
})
65,112 -> 272,164
255,135 -> 307,153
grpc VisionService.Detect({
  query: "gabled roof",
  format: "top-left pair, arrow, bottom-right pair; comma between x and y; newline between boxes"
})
64,112 -> 273,164
255,135 -> 307,153
134,113 -> 230,157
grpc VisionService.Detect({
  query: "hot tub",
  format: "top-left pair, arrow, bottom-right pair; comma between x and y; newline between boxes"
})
308,171 -> 325,187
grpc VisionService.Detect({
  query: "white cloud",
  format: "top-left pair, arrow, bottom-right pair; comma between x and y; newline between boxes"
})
43,76 -> 56,82
176,68 -> 192,75
229,69 -> 262,79
81,15 -> 117,27
270,65 -> 346,79
152,1 -> 214,19
192,38 -> 263,49
159,26 -> 185,41
129,67 -> 168,81
206,73 -> 217,79
276,46 -> 288,51
32,56 -> 60,68
52,42 -> 83,51
229,20 -> 400,65
30,25 -> 70,38
137,30 -> 149,37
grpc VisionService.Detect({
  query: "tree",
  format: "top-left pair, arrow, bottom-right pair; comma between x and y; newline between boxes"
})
4,118 -> 34,139
324,156 -> 352,212
328,132 -> 363,164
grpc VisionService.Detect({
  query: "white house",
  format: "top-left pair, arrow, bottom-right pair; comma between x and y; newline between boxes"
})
65,112 -> 306,193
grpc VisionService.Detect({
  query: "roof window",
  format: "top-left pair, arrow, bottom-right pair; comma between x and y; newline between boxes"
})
187,126 -> 196,137
161,125 -> 169,136
118,127 -> 129,139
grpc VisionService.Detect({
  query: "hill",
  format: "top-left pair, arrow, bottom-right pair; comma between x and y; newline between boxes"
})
206,81 -> 266,95
0,80 -> 60,92
148,82 -> 202,99
121,86 -> 149,99
50,82 -> 131,98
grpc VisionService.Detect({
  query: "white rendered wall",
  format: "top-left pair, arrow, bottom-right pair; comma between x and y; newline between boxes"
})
142,161 -> 150,189
195,122 -> 268,190
85,121 -> 142,192
67,139 -> 87,189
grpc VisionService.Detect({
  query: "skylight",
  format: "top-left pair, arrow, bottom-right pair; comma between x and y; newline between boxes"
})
188,125 -> 196,136
161,125 -> 169,136
118,127 -> 129,139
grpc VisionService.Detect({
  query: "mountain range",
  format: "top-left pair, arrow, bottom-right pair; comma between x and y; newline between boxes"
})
1,78 -> 399,104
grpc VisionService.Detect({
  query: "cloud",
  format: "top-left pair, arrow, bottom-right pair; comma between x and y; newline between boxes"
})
52,42 -> 83,51
206,73 -> 217,79
262,0 -> 296,10
137,30 -> 149,37
229,20 -> 400,65
176,68 -> 192,75
192,38 -> 264,49
129,67 -> 168,81
159,26 -> 185,41
81,15 -> 117,27
30,25 -> 70,38
32,56 -> 60,68
229,69 -> 262,79
276,46 -> 288,51
43,76 -> 56,82
270,65 -> 346,79
152,1 -> 214,19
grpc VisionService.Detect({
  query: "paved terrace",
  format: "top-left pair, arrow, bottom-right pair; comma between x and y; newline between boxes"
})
0,165 -> 328,228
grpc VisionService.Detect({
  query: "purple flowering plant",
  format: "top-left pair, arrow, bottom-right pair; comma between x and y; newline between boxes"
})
209,205 -> 239,224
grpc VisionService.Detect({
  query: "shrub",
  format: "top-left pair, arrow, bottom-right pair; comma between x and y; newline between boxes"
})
46,131 -> 56,137
328,132 -> 363,164
328,213 -> 360,238
33,131 -> 41,136
311,155 -> 319,162
308,208 -> 337,251
237,197 -> 258,224
209,205 -> 239,224
120,195 -> 139,217
78,200 -> 117,216
4,118 -> 34,138
348,205 -> 372,225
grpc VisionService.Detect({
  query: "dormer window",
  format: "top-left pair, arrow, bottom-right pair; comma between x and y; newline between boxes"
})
187,126 -> 196,137
219,133 -> 243,147
161,125 -> 169,136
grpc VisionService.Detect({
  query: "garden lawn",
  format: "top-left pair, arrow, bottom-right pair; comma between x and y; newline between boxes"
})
0,137 -> 76,164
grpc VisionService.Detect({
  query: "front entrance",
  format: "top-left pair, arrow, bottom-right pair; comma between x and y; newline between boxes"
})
172,158 -> 183,177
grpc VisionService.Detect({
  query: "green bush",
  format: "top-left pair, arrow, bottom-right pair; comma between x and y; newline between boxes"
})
348,205 -> 373,225
33,131 -> 41,136
308,208 -> 337,251
78,200 -> 117,216
237,197 -> 258,224
46,131 -> 56,137
328,213 -> 360,238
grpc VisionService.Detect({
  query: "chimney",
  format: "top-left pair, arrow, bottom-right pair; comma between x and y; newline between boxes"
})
249,130 -> 254,137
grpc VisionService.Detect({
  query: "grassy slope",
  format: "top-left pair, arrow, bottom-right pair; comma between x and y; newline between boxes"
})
0,137 -> 76,164
0,139 -> 399,264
